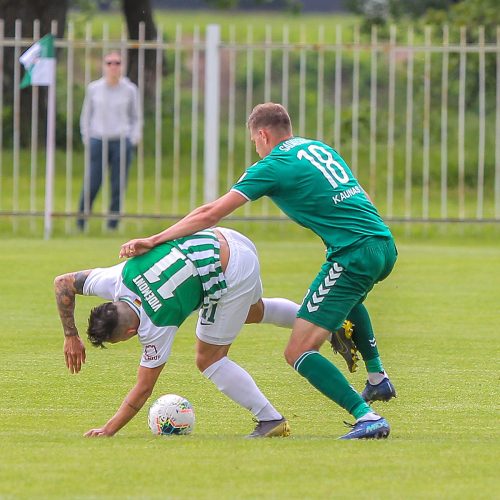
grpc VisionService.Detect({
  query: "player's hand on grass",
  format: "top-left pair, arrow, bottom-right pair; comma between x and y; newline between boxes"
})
84,427 -> 114,437
119,238 -> 154,258
64,335 -> 86,374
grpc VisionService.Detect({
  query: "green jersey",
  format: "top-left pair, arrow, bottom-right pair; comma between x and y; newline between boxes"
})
232,137 -> 392,257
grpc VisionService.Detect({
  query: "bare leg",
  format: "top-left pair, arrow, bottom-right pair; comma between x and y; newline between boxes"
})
245,299 -> 264,324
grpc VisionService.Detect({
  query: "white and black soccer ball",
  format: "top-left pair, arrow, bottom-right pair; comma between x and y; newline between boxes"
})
148,394 -> 195,436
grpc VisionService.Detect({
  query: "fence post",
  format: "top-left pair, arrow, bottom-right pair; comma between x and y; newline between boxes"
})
204,24 -> 220,203
44,21 -> 58,239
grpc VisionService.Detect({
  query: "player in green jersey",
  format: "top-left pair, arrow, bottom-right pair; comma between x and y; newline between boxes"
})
119,103 -> 397,440
55,227 -> 298,438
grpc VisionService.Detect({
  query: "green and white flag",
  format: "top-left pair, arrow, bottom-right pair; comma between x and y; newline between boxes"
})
20,34 -> 55,88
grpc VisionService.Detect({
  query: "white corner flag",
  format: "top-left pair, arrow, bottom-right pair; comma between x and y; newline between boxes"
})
20,33 -> 57,239
20,34 -> 56,88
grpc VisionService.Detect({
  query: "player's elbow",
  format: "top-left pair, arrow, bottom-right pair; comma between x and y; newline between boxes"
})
141,388 -> 154,402
136,381 -> 155,401
54,274 -> 69,291
130,387 -> 153,411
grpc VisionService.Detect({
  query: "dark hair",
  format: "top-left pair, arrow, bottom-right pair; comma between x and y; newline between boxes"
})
247,102 -> 292,135
87,302 -> 119,348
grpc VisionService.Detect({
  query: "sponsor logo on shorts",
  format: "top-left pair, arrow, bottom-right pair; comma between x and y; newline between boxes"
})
306,263 -> 343,313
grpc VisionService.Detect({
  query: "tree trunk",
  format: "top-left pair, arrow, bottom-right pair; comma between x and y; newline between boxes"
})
121,0 -> 162,101
1,0 -> 68,146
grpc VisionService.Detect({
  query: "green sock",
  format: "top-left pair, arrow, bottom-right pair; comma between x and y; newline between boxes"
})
348,303 -> 384,372
366,358 -> 384,373
294,351 -> 372,418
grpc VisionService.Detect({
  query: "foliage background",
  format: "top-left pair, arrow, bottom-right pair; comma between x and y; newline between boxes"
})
2,9 -> 499,231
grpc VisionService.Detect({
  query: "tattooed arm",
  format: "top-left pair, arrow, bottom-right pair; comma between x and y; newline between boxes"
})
54,270 -> 92,374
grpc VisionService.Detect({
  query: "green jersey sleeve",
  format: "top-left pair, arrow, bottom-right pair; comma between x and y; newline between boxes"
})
231,158 -> 280,201
230,137 -> 393,255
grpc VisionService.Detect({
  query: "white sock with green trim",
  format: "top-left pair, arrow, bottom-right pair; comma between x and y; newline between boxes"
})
368,371 -> 388,385
357,411 -> 381,423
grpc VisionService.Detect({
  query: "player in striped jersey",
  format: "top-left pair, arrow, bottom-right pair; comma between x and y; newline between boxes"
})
55,227 -> 298,438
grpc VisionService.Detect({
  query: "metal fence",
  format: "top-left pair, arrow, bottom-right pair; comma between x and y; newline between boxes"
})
1,20 -> 499,236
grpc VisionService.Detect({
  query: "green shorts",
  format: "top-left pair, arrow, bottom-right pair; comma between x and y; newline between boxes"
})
297,237 -> 397,332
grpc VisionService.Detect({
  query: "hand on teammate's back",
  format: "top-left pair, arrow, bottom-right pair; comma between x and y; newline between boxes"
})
119,238 -> 154,259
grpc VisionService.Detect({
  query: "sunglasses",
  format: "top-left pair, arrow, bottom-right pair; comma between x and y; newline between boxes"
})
105,60 -> 121,66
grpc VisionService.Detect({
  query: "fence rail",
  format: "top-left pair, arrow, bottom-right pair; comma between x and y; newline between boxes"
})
1,20 -> 499,236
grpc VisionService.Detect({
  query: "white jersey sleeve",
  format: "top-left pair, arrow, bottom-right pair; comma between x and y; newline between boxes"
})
83,262 -> 126,300
137,312 -> 178,368
82,261 -> 177,369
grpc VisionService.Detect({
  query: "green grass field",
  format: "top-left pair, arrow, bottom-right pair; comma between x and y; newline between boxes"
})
1,232 -> 499,499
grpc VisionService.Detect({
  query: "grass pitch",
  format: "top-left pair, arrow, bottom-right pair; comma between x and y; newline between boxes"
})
0,233 -> 499,499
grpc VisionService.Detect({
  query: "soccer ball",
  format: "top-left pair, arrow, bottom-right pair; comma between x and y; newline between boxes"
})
148,394 -> 195,436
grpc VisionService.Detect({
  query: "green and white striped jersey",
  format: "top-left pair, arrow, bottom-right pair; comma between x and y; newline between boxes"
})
122,229 -> 227,325
174,230 -> 228,308
83,229 -> 227,368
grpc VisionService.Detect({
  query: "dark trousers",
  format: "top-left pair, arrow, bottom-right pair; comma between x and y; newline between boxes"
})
78,137 -> 132,229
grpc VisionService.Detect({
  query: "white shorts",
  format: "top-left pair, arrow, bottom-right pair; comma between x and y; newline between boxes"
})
196,227 -> 263,345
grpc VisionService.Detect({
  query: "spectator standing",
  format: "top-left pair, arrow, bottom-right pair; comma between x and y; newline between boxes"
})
78,51 -> 142,230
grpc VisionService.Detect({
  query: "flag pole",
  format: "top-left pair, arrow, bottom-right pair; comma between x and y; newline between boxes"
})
44,64 -> 56,240
20,32 -> 57,239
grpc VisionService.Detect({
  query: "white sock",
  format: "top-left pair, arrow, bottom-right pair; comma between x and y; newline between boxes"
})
368,371 -> 388,385
261,298 -> 299,328
357,411 -> 381,423
203,357 -> 282,421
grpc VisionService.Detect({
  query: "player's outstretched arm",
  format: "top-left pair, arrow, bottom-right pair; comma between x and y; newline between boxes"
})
119,191 -> 247,258
85,364 -> 164,437
54,270 -> 91,374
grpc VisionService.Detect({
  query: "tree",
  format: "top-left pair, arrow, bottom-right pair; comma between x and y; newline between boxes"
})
121,0 -> 301,99
344,0 -> 464,26
0,0 -> 67,38
0,0 -> 68,145
424,0 -> 500,105
1,0 -> 295,143
121,0 -> 160,95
